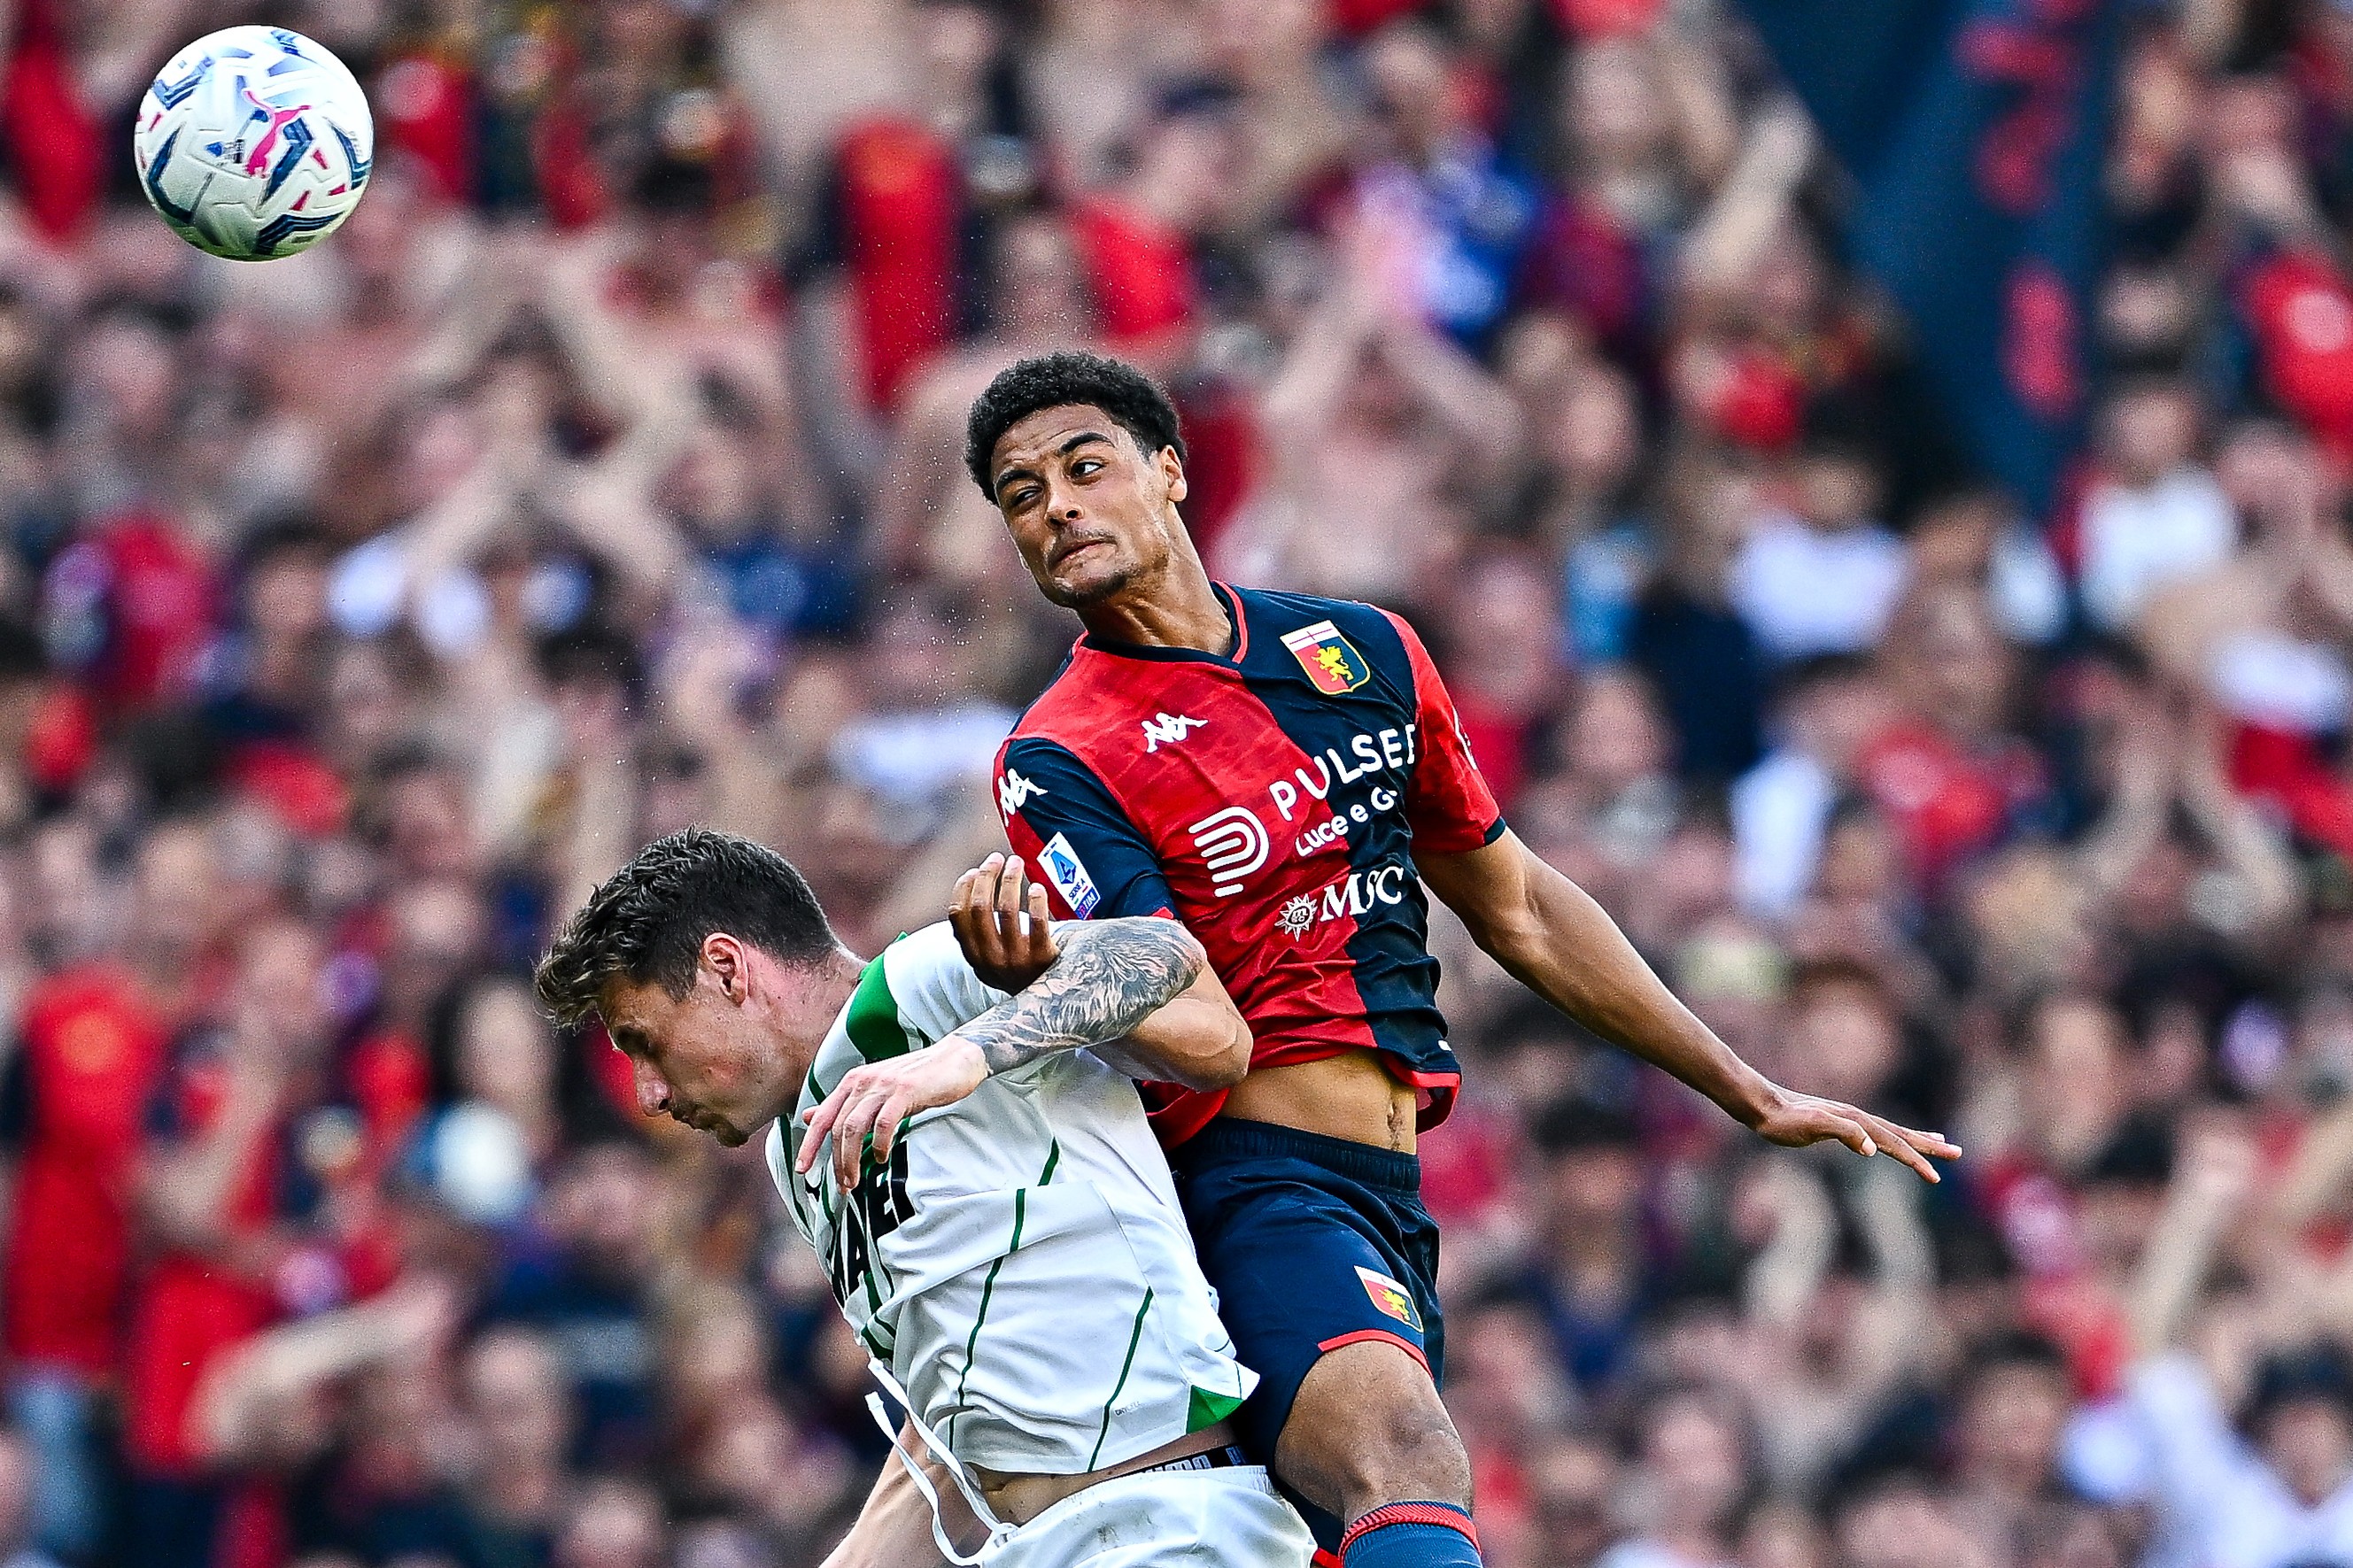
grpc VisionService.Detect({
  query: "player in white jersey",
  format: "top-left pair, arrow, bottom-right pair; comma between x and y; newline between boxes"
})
534,828 -> 1313,1568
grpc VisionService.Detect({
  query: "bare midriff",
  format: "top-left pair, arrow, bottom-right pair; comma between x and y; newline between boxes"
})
974,1420 -> 1243,1526
1218,1048 -> 1418,1153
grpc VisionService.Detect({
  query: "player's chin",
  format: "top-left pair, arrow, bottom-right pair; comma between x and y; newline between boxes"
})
1045,560 -> 1133,607
708,1117 -> 754,1148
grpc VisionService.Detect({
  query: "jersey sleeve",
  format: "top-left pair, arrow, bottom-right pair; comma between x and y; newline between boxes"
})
1380,610 -> 1506,854
993,736 -> 1176,920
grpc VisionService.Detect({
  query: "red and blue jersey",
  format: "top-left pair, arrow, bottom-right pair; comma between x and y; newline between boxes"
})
992,584 -> 1505,1147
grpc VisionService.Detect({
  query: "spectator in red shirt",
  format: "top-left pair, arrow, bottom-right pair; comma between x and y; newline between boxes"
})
1855,584 -> 2049,893
0,817 -> 222,1564
1069,88 -> 1236,355
791,0 -> 1024,420
123,920 -> 342,1568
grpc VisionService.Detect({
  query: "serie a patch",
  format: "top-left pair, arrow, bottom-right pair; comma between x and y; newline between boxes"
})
1038,832 -> 1100,918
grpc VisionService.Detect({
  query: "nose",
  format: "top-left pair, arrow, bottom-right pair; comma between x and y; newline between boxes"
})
632,1059 -> 671,1117
1042,473 -> 1085,524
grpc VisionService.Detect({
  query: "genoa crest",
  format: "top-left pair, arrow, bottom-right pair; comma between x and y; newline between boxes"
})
1281,621 -> 1371,695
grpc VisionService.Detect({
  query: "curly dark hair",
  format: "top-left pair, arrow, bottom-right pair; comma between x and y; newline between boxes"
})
533,829 -> 836,1026
964,351 -> 1186,500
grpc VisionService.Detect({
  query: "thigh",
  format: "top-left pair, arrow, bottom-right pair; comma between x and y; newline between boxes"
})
1180,1177 -> 1435,1465
1276,1336 -> 1465,1502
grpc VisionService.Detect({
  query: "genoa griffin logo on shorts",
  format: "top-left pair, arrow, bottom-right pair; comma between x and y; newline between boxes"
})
1356,1265 -> 1424,1332
1281,621 -> 1372,695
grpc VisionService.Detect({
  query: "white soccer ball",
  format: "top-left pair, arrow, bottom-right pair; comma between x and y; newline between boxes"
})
133,26 -> 374,263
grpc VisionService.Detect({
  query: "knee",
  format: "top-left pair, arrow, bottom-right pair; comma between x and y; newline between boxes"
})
1344,1401 -> 1472,1510
1281,1360 -> 1472,1518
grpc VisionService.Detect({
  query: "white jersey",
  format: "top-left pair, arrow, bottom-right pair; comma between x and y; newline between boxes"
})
763,923 -> 1256,1479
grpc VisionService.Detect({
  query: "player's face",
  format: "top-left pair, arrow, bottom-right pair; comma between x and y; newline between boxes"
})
597,955 -> 788,1147
988,404 -> 1189,609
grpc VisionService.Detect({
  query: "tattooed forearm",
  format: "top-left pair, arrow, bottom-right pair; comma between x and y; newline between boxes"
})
960,919 -> 1206,1075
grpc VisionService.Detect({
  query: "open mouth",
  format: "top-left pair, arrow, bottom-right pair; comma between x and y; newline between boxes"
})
1054,539 -> 1111,569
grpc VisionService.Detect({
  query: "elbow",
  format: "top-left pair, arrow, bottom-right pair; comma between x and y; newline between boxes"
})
1194,1023 -> 1252,1091
1146,1015 -> 1251,1093
1464,906 -> 1544,972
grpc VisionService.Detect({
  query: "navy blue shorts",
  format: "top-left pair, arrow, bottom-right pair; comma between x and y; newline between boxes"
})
1171,1116 -> 1444,1469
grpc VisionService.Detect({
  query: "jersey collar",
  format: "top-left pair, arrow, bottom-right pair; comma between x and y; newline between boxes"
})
1075,582 -> 1250,667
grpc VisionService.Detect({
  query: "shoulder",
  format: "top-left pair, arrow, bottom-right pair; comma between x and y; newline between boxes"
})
879,923 -> 1008,1039
994,730 -> 1158,846
1235,587 -> 1428,712
1234,584 -> 1386,637
995,731 -> 1124,809
1236,585 -> 1418,667
879,922 -> 975,986
1006,644 -> 1113,743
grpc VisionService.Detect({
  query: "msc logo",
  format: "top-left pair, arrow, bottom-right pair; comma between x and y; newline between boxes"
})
1141,712 -> 1206,752
1273,863 -> 1412,936
1188,807 -> 1268,898
997,769 -> 1048,816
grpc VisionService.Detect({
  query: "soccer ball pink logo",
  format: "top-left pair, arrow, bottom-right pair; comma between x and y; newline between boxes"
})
134,26 -> 373,262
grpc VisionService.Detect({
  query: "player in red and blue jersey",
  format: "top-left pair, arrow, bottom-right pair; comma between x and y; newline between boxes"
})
817,352 -> 1959,1568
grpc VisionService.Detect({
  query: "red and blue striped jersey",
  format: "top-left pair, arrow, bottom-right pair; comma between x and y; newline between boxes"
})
992,583 -> 1505,1147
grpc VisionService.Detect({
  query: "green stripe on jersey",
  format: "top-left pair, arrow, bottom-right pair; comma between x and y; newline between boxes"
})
948,1187 -> 1026,1448
844,954 -> 910,1062
1088,1287 -> 1156,1469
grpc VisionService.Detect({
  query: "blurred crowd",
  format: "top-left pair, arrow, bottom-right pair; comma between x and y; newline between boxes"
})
8,0 -> 2353,1567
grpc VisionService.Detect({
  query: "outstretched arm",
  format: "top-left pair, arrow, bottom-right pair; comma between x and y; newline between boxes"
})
801,859 -> 1246,1189
1419,830 -> 1961,1182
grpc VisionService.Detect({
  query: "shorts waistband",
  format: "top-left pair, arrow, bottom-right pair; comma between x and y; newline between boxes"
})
1134,1444 -> 1249,1477
1177,1116 -> 1421,1193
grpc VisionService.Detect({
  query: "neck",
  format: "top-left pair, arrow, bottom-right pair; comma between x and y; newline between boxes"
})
783,947 -> 868,1071
1078,537 -> 1233,653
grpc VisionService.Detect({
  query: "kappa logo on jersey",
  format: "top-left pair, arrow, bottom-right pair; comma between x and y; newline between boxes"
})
1141,712 -> 1207,752
1038,832 -> 1100,917
998,768 -> 1048,816
1188,806 -> 1268,898
1356,1265 -> 1424,1332
1281,620 -> 1373,695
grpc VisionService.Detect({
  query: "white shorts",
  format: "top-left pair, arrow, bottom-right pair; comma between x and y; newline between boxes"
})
991,1464 -> 1313,1568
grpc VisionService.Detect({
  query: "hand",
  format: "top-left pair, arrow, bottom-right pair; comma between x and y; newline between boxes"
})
2215,147 -> 2321,233
374,1274 -> 462,1363
1745,99 -> 1815,188
2172,1120 -> 2259,1216
798,1037 -> 987,1190
1748,1086 -> 1962,1184
950,854 -> 1059,993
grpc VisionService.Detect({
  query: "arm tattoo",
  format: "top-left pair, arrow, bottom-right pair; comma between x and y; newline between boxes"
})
959,919 -> 1205,1076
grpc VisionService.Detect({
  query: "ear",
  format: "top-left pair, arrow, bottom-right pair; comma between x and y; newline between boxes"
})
1158,445 -> 1188,506
702,932 -> 749,1002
